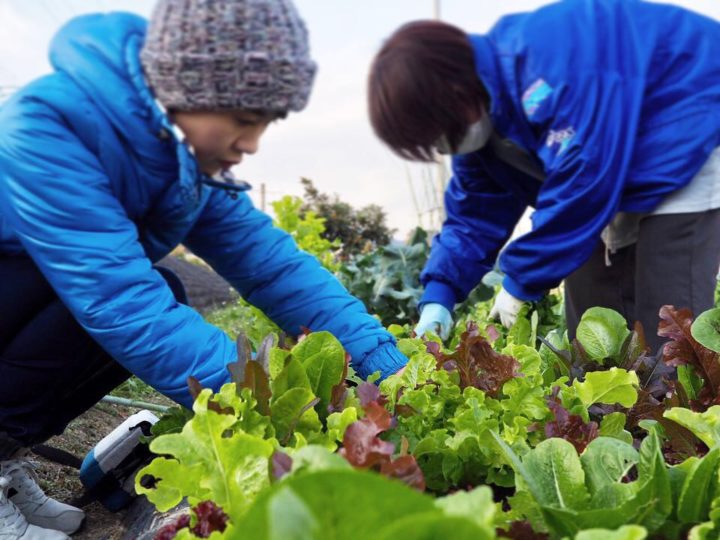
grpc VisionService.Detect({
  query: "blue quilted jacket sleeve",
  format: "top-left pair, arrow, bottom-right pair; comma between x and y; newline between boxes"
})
0,99 -> 239,407
419,153 -> 527,310
184,189 -> 406,380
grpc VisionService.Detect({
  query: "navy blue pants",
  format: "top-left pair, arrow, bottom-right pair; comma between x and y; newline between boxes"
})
0,255 -> 186,457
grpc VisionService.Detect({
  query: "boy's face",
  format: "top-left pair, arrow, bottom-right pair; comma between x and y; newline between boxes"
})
172,109 -> 277,175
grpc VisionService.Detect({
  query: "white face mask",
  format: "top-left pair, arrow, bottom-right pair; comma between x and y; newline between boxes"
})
435,112 -> 494,155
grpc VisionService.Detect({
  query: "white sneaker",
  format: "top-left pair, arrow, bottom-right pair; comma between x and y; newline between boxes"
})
0,477 -> 69,540
0,460 -> 84,535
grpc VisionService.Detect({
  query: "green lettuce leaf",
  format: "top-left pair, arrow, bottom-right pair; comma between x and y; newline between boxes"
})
574,525 -> 647,540
376,514 -> 493,540
676,447 -> 720,524
580,437 -> 638,494
572,368 -> 639,408
576,307 -> 631,364
291,332 -> 346,420
433,486 -> 495,530
236,469 -> 493,540
664,407 -> 720,448
269,387 -> 321,445
326,407 -> 358,443
598,412 -> 633,445
493,430 -> 671,537
135,389 -> 274,513
692,308 -> 720,354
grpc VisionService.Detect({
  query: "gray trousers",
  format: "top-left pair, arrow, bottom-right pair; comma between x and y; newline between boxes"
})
565,209 -> 720,352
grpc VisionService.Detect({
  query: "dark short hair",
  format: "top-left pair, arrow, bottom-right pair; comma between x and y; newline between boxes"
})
368,20 -> 488,162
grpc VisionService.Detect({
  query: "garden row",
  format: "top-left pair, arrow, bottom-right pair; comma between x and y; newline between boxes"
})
128,195 -> 720,539
136,296 -> 720,540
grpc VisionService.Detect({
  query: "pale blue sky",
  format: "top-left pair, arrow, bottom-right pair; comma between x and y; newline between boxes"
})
2,1 -> 720,237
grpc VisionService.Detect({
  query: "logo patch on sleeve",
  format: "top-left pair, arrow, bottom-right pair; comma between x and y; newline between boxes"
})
522,79 -> 553,118
546,127 -> 576,155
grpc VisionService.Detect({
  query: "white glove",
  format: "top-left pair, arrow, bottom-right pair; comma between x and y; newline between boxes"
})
489,287 -> 525,328
414,303 -> 453,340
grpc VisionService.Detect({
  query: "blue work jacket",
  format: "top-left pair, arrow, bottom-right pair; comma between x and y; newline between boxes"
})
421,0 -> 720,307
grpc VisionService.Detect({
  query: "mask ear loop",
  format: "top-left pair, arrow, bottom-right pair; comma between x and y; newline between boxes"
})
434,107 -> 494,156
454,112 -> 494,155
435,134 -> 454,155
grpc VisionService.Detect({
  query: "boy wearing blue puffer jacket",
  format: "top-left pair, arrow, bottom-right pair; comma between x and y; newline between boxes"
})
0,1 -> 407,537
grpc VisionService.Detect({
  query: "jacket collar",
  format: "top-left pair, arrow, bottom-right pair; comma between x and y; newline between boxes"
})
49,13 -> 209,210
469,33 -> 542,157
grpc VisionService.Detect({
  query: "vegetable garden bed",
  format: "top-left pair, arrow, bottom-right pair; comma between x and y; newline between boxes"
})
132,301 -> 720,540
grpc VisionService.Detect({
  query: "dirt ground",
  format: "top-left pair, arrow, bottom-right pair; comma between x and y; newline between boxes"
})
32,400 -> 170,539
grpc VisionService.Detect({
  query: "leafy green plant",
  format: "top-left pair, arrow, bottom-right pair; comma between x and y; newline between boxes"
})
452,292 -> 564,354
339,229 -> 497,328
493,413 -> 720,540
572,526 -> 648,540
236,469 -> 496,540
298,178 -> 393,260
540,308 -> 649,378
339,227 -> 430,326
137,331 -> 432,537
377,322 -> 643,493
618,304 -> 720,462
575,307 -> 631,365
494,431 -> 672,538
692,308 -> 720,354
271,195 -> 340,272
143,302 -> 720,539
206,300 -> 281,352
136,387 -> 276,514
658,306 -> 720,410
664,406 -> 720,449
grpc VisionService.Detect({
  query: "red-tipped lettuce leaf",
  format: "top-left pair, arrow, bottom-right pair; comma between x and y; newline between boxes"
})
545,387 -> 598,453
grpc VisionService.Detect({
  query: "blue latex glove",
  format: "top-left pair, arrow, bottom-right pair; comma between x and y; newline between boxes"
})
414,303 -> 453,340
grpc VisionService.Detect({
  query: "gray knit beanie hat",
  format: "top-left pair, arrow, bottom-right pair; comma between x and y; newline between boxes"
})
140,0 -> 317,113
